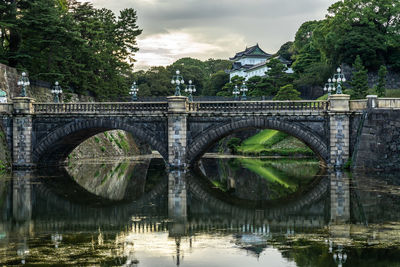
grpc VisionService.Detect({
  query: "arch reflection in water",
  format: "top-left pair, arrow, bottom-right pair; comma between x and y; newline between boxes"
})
2,161 -> 400,266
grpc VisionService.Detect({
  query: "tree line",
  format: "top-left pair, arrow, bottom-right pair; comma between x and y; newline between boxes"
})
1,0 -> 399,100
0,0 -> 141,99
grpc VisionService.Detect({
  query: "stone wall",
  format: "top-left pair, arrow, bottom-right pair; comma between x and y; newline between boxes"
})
342,64 -> 400,89
353,109 -> 400,171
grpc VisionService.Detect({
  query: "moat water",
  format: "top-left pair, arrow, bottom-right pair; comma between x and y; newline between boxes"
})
1,156 -> 400,266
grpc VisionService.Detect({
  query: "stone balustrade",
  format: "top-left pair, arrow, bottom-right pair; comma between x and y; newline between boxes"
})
349,100 -> 367,111
377,98 -> 400,109
33,102 -> 169,114
0,103 -> 13,114
188,100 -> 329,112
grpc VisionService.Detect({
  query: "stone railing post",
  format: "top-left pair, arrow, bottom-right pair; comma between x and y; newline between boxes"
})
328,94 -> 350,169
167,96 -> 188,169
12,97 -> 35,169
366,95 -> 378,109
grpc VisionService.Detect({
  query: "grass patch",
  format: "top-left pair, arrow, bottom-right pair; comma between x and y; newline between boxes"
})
385,89 -> 400,98
238,158 -> 297,190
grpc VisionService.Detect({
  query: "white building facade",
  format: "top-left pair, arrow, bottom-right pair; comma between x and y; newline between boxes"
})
229,44 -> 293,81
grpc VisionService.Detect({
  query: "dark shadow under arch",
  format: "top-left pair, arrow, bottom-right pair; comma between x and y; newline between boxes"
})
32,118 -> 168,166
187,118 -> 328,165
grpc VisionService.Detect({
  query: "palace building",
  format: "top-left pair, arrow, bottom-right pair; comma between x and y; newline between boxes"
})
229,44 -> 293,80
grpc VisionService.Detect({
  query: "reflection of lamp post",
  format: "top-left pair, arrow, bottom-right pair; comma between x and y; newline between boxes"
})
17,72 -> 30,97
173,237 -> 183,266
331,67 -> 347,94
333,246 -> 347,267
171,70 -> 185,96
240,82 -> 248,101
184,80 -> 196,102
51,81 -> 63,103
51,233 -> 63,248
129,82 -> 139,101
233,85 -> 240,100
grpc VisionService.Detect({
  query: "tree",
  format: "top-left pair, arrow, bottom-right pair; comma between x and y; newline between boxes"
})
350,55 -> 369,99
375,65 -> 387,97
277,41 -> 294,61
217,75 -> 245,97
273,84 -> 301,100
226,137 -> 241,154
203,70 -> 229,96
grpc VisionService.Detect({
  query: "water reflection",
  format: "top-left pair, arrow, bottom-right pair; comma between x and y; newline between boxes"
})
0,158 -> 400,266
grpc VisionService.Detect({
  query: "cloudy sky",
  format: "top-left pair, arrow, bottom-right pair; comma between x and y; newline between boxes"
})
84,0 -> 336,70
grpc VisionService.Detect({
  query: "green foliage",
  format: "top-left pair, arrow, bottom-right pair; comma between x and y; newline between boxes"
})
203,70 -> 229,96
376,65 -> 388,97
385,89 -> 400,97
218,75 -> 245,97
226,137 -> 241,154
277,41 -> 294,61
273,84 -> 301,100
132,58 -> 231,97
350,55 -> 369,99
94,136 -> 100,143
0,0 -> 142,99
100,146 -> 106,152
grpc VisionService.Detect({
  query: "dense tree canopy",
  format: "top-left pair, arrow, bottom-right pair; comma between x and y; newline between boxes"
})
0,0 -> 142,99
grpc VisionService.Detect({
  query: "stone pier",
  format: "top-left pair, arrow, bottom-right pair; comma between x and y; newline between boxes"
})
12,97 -> 34,169
167,96 -> 188,169
329,94 -> 350,168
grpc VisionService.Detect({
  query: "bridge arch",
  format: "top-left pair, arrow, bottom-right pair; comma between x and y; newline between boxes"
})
187,118 -> 328,165
32,118 -> 168,166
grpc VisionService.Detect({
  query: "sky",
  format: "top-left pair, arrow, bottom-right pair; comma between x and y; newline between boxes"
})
83,0 -> 337,70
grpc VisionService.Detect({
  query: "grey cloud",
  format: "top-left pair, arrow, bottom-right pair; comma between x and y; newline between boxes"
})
87,0 -> 336,68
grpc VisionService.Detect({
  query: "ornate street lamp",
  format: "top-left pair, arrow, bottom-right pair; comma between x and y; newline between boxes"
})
331,67 -> 346,94
171,70 -> 185,96
323,78 -> 335,96
129,81 -> 139,101
240,82 -> 248,101
232,85 -> 240,100
184,80 -> 196,102
51,81 -> 63,103
17,72 -> 30,97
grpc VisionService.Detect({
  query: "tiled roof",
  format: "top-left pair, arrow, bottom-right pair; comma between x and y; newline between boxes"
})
230,44 -> 271,61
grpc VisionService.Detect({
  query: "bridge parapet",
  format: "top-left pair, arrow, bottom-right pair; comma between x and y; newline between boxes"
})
377,98 -> 400,109
188,100 -> 329,112
0,103 -> 13,114
33,101 -> 168,114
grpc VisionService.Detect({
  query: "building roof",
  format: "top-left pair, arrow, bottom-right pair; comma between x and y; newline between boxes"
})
231,62 -> 255,71
229,44 -> 271,61
0,90 -> 6,97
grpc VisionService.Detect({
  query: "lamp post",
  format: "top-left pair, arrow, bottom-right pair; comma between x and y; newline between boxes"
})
184,80 -> 196,102
171,70 -> 185,96
323,78 -> 335,96
331,67 -> 346,94
51,81 -> 63,103
240,82 -> 248,101
17,72 -> 30,97
233,85 -> 240,100
129,81 -> 139,101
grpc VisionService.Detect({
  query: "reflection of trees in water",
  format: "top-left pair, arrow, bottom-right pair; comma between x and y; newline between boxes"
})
67,159 -> 151,201
200,158 -> 321,201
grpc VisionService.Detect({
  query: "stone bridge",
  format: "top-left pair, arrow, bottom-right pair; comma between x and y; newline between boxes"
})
0,94 -> 399,170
